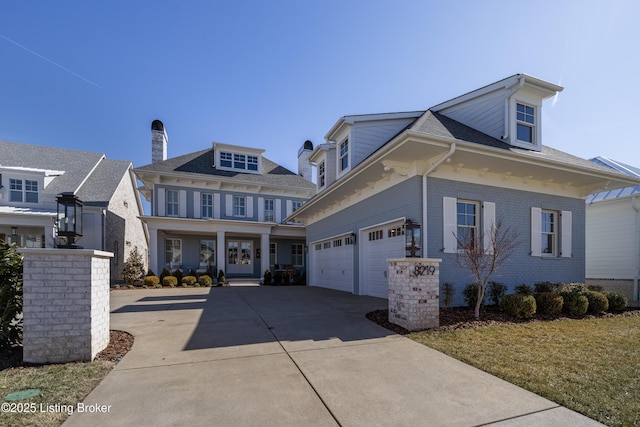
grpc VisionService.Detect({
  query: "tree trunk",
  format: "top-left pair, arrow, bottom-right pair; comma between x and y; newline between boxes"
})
475,285 -> 485,320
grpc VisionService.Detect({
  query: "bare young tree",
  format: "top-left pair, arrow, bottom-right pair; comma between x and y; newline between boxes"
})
456,219 -> 520,320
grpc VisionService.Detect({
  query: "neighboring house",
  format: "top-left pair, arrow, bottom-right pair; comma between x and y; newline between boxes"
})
134,120 -> 316,278
287,74 -> 640,306
0,141 -> 148,281
586,156 -> 640,303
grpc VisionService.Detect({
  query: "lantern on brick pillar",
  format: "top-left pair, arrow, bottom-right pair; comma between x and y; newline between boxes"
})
405,219 -> 422,257
56,192 -> 83,249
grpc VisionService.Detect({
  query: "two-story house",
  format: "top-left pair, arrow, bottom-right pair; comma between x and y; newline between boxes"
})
0,141 -> 148,281
134,120 -> 316,279
288,74 -> 640,305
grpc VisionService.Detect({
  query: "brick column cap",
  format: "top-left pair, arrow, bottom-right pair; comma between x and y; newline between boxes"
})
18,248 -> 114,259
388,258 -> 442,263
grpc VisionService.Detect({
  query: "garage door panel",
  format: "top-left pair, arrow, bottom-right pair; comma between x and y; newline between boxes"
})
310,237 -> 354,293
362,222 -> 404,298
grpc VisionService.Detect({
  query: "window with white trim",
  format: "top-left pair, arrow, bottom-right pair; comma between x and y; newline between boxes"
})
201,193 -> 213,218
25,180 -> 38,203
270,243 -> 277,266
531,207 -> 572,258
339,139 -> 349,171
264,199 -> 275,222
200,240 -> 215,264
233,196 -> 246,217
541,210 -> 556,256
291,243 -> 304,266
166,190 -> 179,217
457,200 -> 479,249
220,152 -> 232,168
516,103 -> 535,144
247,155 -> 258,171
318,161 -> 326,187
165,238 -> 182,264
368,230 -> 383,241
292,200 -> 302,212
9,179 -> 22,202
234,153 -> 246,169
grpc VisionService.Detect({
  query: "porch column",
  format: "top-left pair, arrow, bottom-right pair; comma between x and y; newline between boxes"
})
217,231 -> 226,274
260,233 -> 270,276
148,226 -> 158,274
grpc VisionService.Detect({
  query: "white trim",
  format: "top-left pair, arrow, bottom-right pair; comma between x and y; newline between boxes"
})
561,210 -> 572,258
443,197 -> 457,253
531,207 -> 542,256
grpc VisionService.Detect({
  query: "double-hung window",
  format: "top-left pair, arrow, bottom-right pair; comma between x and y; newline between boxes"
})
541,210 -> 557,256
457,200 -> 479,249
247,155 -> 258,171
9,179 -> 23,202
318,161 -> 326,187
234,153 -> 246,169
531,207 -> 572,258
166,190 -> 179,217
292,200 -> 302,212
201,193 -> 213,218
291,243 -> 304,266
165,238 -> 182,264
25,180 -> 38,203
264,199 -> 275,222
516,103 -> 535,143
339,139 -> 349,171
200,240 -> 215,264
233,196 -> 246,217
220,152 -> 232,168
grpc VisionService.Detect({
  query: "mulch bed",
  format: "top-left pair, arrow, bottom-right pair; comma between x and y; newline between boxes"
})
367,306 -> 640,334
0,330 -> 134,370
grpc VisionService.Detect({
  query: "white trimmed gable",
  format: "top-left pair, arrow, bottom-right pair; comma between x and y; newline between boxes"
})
432,74 -> 563,152
213,142 -> 265,174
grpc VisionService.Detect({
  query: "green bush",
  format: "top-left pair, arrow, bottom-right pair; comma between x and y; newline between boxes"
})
462,284 -> 485,309
487,281 -> 507,306
514,284 -> 533,295
173,269 -> 183,284
442,282 -> 455,309
159,268 -> 171,281
561,282 -> 588,293
587,284 -> 604,292
217,269 -> 226,286
198,275 -> 213,287
561,292 -> 589,316
0,242 -> 23,349
187,268 -> 197,277
534,281 -> 563,294
182,275 -> 197,286
500,294 -> 536,319
605,292 -> 627,312
162,276 -> 178,287
122,246 -> 145,285
584,291 -> 609,314
146,268 -> 156,277
534,292 -> 563,315
263,269 -> 272,285
143,276 -> 160,287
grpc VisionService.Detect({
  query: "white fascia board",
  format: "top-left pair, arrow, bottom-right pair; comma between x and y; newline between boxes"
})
324,112 -> 423,141
212,142 -> 265,156
308,143 -> 334,163
0,165 -> 65,176
431,74 -> 521,111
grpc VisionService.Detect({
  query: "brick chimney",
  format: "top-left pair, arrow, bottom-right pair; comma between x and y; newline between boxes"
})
151,120 -> 168,163
298,140 -> 313,181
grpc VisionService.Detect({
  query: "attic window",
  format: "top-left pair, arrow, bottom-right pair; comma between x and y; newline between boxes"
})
516,103 -> 535,143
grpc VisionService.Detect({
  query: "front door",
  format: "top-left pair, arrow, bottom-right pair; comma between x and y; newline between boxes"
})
227,240 -> 254,275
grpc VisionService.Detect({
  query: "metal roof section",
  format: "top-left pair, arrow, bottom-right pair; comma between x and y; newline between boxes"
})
587,156 -> 640,202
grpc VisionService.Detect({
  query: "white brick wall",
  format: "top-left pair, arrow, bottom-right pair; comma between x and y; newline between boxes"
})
20,248 -> 113,363
388,258 -> 441,331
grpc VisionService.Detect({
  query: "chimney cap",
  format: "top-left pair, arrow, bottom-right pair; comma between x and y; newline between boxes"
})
151,120 -> 164,132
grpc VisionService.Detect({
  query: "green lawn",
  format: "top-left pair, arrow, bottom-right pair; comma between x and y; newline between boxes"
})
408,315 -> 640,427
0,361 -> 113,427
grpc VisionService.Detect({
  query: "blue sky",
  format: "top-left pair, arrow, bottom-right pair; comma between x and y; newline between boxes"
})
1,0 -> 638,181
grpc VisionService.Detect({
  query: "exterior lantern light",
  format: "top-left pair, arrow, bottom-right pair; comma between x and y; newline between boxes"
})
56,192 -> 83,249
404,219 -> 422,258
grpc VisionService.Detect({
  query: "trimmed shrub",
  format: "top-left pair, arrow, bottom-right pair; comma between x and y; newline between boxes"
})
534,281 -> 563,294
442,282 -> 455,309
500,294 -> 536,319
584,290 -> 609,314
143,276 -> 160,287
198,275 -> 212,287
173,269 -> 183,284
146,268 -> 156,277
182,275 -> 197,286
561,282 -> 588,293
561,292 -> 589,316
514,284 -> 533,295
605,292 -> 627,312
159,268 -> 171,281
534,292 -> 563,315
0,242 -> 23,349
487,281 -> 507,306
462,284 -> 484,309
162,276 -> 178,287
587,284 -> 604,292
188,268 -> 197,277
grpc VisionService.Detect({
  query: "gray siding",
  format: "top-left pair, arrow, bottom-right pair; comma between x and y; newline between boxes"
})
436,89 -> 506,141
427,177 -> 585,306
351,118 -> 415,168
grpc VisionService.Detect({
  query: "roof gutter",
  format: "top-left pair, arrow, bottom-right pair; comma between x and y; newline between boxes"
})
502,75 -> 525,140
422,143 -> 456,256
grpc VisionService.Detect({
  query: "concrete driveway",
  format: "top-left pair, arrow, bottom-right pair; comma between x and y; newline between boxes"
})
64,286 -> 601,426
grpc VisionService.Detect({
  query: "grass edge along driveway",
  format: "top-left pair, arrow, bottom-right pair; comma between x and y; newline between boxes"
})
408,315 -> 639,427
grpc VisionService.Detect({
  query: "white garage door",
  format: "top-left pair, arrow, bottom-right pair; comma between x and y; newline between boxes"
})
361,222 -> 405,298
309,235 -> 354,293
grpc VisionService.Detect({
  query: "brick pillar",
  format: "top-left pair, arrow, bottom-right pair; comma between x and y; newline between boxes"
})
388,258 -> 441,331
19,248 -> 113,364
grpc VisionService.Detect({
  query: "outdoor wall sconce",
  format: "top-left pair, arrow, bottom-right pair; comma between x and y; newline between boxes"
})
10,226 -> 17,235
405,219 -> 422,258
350,232 -> 357,244
56,192 -> 83,249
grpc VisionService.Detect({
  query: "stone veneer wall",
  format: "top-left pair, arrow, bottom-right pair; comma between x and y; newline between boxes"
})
20,248 -> 113,364
388,258 -> 441,331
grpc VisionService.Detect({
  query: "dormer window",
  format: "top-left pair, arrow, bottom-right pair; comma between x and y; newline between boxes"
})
318,161 -> 326,187
339,139 -> 349,171
9,178 -> 38,203
516,103 -> 535,144
220,152 -> 232,168
214,143 -> 264,174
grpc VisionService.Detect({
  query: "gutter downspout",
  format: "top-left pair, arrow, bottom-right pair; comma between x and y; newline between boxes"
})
633,197 -> 640,301
501,75 -> 525,140
422,143 -> 456,257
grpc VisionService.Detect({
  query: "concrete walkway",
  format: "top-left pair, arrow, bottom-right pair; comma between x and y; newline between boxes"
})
64,286 -> 602,427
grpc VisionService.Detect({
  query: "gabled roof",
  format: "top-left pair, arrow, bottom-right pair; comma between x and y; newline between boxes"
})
135,148 -> 316,190
587,157 -> 640,202
0,140 -> 133,204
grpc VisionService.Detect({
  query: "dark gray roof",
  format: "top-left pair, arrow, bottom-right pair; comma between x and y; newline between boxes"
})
0,140 -> 132,203
135,148 -> 315,190
408,111 -> 627,176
